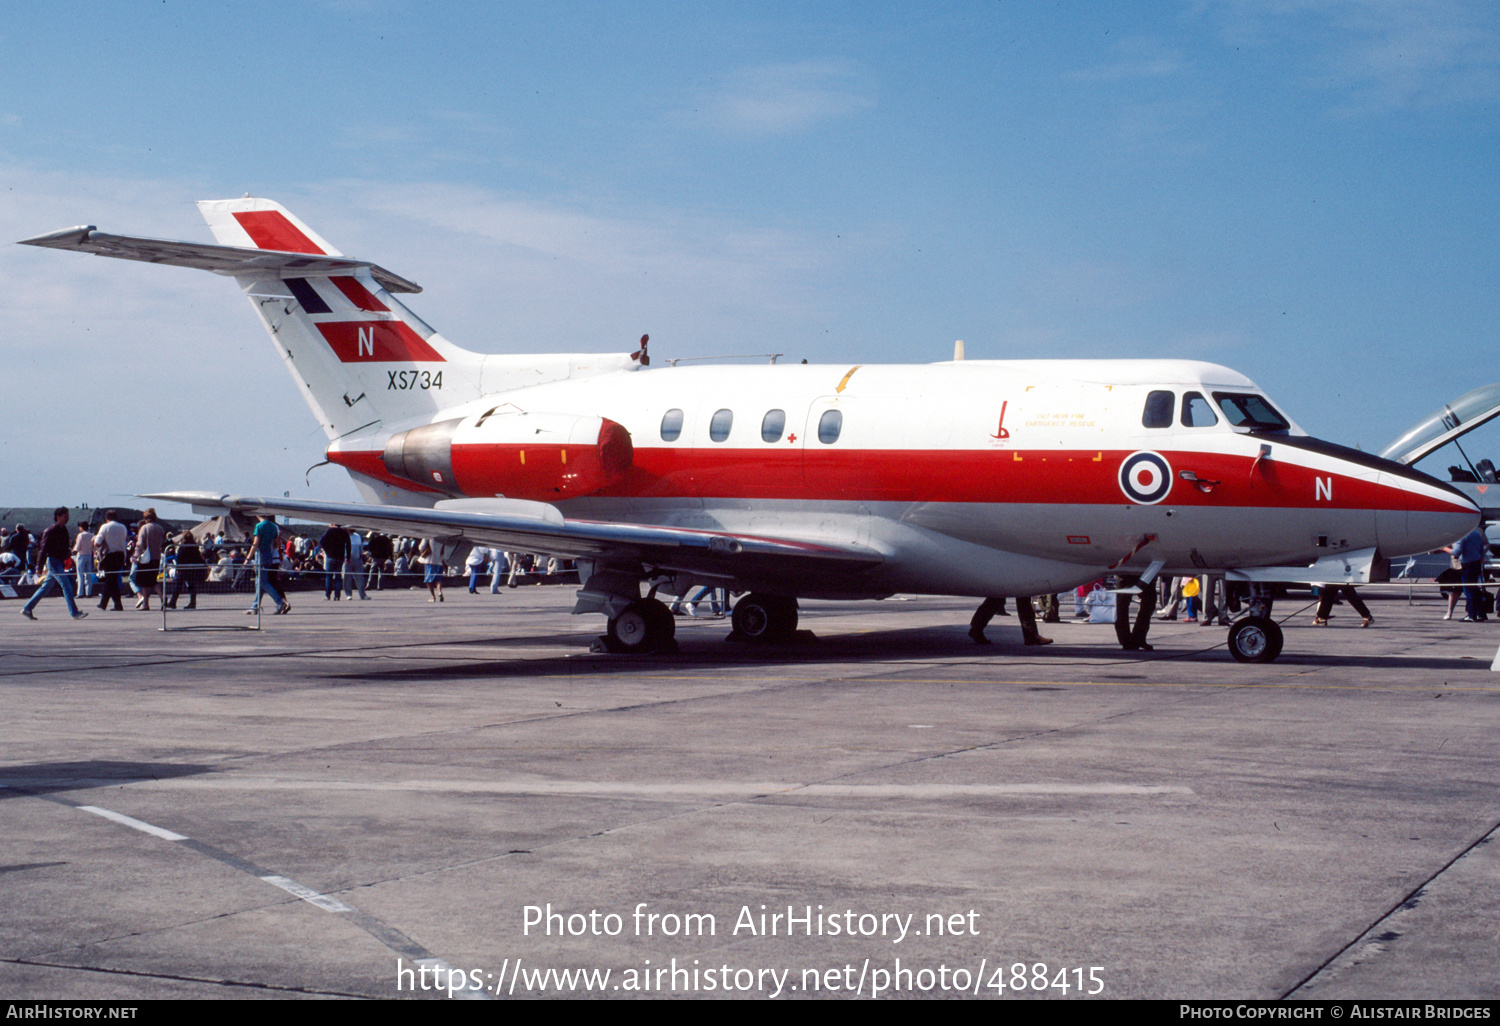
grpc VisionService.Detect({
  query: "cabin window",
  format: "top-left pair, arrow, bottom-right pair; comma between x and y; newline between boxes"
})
709,408 -> 734,442
818,409 -> 843,444
761,409 -> 786,443
1181,392 -> 1218,428
1213,392 -> 1290,432
660,408 -> 684,441
1142,390 -> 1174,428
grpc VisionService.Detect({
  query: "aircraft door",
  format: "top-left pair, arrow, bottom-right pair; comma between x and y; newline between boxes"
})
800,395 -> 860,497
799,395 -> 874,547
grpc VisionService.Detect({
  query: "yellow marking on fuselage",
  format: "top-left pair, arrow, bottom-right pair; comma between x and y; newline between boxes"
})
520,450 -> 526,465
1013,452 -> 1023,461
836,365 -> 862,393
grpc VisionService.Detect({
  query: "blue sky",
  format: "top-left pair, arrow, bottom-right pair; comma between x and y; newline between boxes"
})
2,1 -> 1497,510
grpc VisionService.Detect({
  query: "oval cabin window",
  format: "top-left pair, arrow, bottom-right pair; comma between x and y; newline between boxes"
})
660,408 -> 684,441
761,409 -> 786,442
818,409 -> 842,444
710,409 -> 734,442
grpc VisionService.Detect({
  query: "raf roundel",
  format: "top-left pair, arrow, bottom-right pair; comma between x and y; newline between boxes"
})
1118,450 -> 1173,505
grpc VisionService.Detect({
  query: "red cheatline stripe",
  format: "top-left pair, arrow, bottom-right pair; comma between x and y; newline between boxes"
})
232,211 -> 325,254
330,443 -> 1467,511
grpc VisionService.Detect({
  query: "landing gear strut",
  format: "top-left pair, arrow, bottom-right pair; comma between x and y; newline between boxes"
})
604,598 -> 677,653
729,593 -> 799,643
1227,616 -> 1283,663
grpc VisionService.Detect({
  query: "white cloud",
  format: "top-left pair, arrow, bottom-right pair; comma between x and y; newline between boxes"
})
696,60 -> 875,135
1213,0 -> 1500,112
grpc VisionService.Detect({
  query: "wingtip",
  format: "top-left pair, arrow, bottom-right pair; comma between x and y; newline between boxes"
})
17,225 -> 96,247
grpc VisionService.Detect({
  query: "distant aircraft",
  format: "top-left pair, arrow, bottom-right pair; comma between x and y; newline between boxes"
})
21,199 -> 1479,661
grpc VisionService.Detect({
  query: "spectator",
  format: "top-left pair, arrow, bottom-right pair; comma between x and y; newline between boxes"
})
320,523 -> 351,601
418,539 -> 443,602
20,507 -> 87,621
94,510 -> 130,612
131,509 -> 166,612
73,522 -> 96,598
1453,526 -> 1490,623
166,531 -> 205,610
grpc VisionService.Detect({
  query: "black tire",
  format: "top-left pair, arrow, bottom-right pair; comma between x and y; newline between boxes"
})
1228,616 -> 1283,663
731,593 -> 798,642
643,598 -> 676,643
607,599 -> 673,653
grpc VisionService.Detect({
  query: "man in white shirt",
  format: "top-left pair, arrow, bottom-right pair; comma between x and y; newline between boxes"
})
73,525 -> 95,597
344,530 -> 369,600
94,510 -> 131,611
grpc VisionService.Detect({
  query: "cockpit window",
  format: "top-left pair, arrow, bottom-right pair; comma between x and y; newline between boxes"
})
1212,392 -> 1290,432
1181,392 -> 1218,428
1142,390 -> 1174,429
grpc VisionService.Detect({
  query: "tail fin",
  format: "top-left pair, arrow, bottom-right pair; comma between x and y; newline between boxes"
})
198,197 -> 484,441
20,197 -> 645,448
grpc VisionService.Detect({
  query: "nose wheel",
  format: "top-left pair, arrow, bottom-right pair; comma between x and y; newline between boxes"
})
1227,616 -> 1283,663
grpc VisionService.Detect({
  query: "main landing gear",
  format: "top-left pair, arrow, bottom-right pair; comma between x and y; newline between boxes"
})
602,598 -> 677,654
597,592 -> 800,654
1226,616 -> 1283,663
728,593 -> 799,644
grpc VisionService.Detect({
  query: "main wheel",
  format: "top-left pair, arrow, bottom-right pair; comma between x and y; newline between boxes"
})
1227,616 -> 1283,663
606,598 -> 674,653
731,593 -> 798,642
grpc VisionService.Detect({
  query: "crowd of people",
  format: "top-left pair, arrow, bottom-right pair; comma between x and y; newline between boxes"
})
4,509 -> 579,620
9,510 -> 1495,641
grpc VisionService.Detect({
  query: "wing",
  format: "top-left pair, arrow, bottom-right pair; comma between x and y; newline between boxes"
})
18,227 -> 421,294
145,492 -> 886,578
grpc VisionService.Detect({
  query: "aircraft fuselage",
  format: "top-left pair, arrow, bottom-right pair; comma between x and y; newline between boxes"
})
325,358 -> 1476,598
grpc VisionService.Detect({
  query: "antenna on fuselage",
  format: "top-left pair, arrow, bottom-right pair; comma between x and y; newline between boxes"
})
954,339 -> 965,361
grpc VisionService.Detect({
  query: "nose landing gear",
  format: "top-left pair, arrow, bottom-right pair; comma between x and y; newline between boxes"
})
1227,616 -> 1283,663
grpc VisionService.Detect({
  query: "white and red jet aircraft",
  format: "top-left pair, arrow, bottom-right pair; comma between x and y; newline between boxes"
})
21,198 -> 1478,661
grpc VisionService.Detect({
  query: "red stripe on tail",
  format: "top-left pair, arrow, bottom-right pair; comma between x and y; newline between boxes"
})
316,321 -> 445,363
330,275 -> 389,311
232,211 -> 325,254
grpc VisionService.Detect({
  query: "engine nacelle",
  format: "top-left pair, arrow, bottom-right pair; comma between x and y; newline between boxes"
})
377,410 -> 634,500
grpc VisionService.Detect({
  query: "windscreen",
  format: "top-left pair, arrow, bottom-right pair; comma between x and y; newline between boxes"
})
1212,392 -> 1290,432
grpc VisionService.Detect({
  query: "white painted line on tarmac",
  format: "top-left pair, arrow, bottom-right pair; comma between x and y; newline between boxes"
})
259,874 -> 355,913
64,799 -> 489,996
78,805 -> 188,841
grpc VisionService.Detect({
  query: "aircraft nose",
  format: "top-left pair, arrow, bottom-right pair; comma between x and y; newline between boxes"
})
1375,466 -> 1480,557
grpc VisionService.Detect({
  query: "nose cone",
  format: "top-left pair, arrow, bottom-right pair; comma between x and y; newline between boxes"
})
1375,467 -> 1480,557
